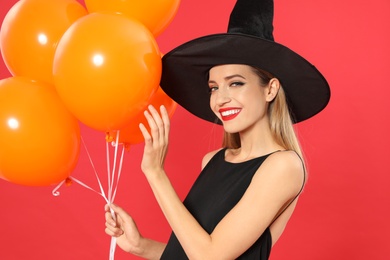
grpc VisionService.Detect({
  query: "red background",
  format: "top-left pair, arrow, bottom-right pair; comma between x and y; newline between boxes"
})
1,0 -> 390,259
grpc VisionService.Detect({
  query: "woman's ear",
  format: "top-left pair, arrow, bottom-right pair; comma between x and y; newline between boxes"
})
265,78 -> 280,102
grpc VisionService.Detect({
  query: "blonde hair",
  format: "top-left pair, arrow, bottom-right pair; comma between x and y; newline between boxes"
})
222,67 -> 305,166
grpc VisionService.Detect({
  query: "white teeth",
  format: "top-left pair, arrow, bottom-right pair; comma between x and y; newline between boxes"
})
221,109 -> 240,116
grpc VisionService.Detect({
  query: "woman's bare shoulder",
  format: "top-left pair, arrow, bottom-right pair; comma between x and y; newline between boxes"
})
254,150 -> 305,195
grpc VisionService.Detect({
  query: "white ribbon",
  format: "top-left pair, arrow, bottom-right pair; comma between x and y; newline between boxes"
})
52,131 -> 125,260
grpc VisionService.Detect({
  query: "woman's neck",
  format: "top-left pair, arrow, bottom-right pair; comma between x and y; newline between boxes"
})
234,121 -> 283,160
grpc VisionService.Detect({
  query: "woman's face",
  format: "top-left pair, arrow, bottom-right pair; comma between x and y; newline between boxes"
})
208,64 -> 273,133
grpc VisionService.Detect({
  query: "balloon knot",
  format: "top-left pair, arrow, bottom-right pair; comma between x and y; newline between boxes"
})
105,132 -> 114,142
65,177 -> 73,187
124,143 -> 131,151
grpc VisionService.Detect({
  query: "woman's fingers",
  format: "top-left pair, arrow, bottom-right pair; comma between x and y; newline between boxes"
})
139,105 -> 170,175
104,205 -> 116,226
105,225 -> 124,237
104,204 -> 125,237
139,122 -> 151,143
144,105 -> 163,147
148,105 -> 165,145
105,216 -> 124,237
110,203 -> 132,222
144,109 -> 158,143
141,105 -> 169,146
160,105 -> 170,142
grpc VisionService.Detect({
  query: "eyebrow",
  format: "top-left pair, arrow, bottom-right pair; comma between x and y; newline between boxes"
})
208,74 -> 246,84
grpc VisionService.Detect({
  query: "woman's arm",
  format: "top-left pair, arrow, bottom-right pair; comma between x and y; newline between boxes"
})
139,105 -> 305,260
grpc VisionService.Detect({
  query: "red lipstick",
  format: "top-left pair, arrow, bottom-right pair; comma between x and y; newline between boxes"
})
219,108 -> 241,121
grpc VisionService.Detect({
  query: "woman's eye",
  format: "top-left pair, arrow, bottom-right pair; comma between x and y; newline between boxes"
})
209,86 -> 218,93
231,81 -> 244,87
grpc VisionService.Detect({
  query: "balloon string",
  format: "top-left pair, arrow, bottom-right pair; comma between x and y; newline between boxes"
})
81,136 -> 108,201
109,206 -> 117,260
106,132 -> 119,259
73,177 -> 110,203
52,180 -> 66,196
111,144 -> 125,202
106,140 -> 111,202
52,175 -> 108,199
83,134 -> 120,259
110,236 -> 117,260
108,131 -> 120,202
52,133 -> 127,260
107,131 -> 126,259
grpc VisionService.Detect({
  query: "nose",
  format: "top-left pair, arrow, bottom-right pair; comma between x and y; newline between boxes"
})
215,87 -> 231,106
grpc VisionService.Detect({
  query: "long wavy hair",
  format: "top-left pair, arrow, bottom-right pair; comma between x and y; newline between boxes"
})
222,67 -> 305,166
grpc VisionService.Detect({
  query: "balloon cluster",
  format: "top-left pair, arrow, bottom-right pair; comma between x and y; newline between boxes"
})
0,0 -> 179,186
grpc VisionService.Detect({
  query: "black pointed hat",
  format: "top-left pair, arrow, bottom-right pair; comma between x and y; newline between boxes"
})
160,0 -> 330,124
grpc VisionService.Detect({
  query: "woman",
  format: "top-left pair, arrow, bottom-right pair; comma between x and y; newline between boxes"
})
105,0 -> 330,259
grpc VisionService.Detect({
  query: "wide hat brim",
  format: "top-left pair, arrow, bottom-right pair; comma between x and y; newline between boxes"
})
160,33 -> 330,124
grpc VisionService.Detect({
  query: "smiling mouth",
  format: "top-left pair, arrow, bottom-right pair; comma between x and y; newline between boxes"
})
220,109 -> 241,121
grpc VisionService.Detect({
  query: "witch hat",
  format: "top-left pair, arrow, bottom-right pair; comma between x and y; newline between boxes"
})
160,0 -> 330,123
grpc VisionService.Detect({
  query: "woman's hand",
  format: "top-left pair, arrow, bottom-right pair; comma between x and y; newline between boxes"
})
104,204 -> 143,255
139,105 -> 170,179
105,204 -> 167,259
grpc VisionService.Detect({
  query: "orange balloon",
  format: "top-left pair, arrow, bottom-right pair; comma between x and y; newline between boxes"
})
0,77 -> 81,186
53,13 -> 162,132
108,86 -> 177,146
84,0 -> 180,37
0,0 -> 87,84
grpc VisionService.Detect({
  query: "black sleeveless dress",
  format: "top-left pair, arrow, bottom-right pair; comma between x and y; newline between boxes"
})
160,148 -> 275,259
